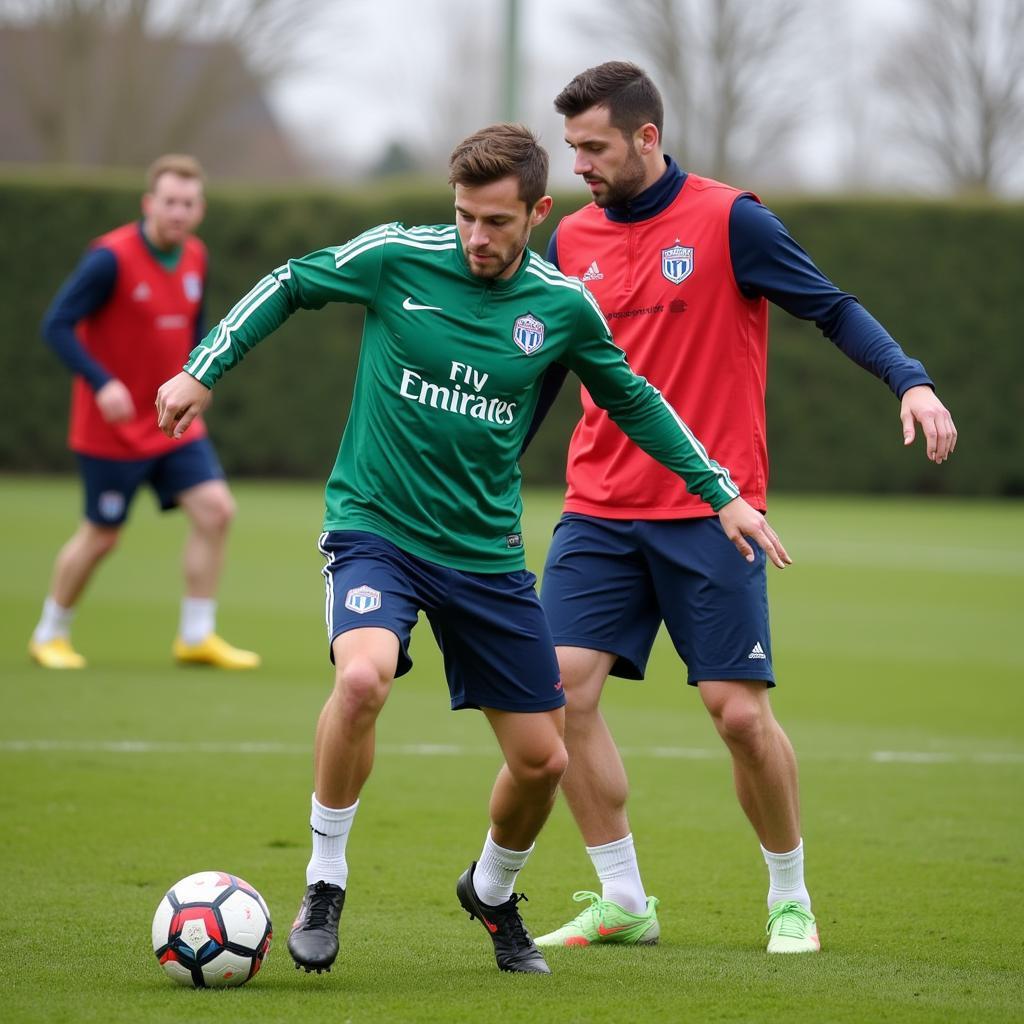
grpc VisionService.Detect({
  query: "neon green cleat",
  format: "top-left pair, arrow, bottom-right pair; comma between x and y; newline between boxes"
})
534,891 -> 660,948
766,900 -> 820,953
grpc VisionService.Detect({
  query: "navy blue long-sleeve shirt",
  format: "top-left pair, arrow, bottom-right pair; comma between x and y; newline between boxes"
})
41,223 -> 206,392
525,158 -> 933,448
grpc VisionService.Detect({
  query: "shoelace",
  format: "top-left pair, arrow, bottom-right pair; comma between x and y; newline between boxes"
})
565,890 -> 606,927
304,883 -> 339,929
766,900 -> 814,938
499,892 -> 532,948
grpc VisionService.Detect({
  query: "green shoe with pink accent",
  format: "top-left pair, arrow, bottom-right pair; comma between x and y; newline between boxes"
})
534,891 -> 660,948
766,900 -> 820,953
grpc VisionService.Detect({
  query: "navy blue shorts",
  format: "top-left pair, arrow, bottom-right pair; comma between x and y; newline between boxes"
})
75,438 -> 224,527
541,513 -> 774,686
318,530 -> 565,713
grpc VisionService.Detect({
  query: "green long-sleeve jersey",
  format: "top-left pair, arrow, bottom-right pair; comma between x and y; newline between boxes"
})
184,222 -> 739,571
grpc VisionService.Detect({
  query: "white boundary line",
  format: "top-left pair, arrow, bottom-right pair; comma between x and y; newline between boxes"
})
0,740 -> 1021,764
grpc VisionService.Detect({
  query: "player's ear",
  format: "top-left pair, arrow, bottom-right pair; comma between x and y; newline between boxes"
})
637,123 -> 659,155
530,195 -> 553,227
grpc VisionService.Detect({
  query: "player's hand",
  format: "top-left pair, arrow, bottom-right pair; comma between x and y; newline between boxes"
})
900,385 -> 957,463
155,371 -> 212,439
95,379 -> 136,423
718,497 -> 791,569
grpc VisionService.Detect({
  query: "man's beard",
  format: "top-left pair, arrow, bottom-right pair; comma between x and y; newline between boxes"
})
593,149 -> 647,208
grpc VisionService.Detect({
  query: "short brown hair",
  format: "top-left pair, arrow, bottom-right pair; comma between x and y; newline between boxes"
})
447,123 -> 549,209
555,61 -> 664,137
146,154 -> 205,193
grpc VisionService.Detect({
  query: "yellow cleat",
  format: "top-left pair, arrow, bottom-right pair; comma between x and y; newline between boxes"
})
29,637 -> 87,669
173,633 -> 261,670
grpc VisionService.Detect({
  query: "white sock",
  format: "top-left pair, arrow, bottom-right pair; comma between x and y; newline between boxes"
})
33,597 -> 75,644
587,834 -> 647,914
473,832 -> 533,907
306,794 -> 359,888
179,597 -> 216,645
762,839 -> 811,910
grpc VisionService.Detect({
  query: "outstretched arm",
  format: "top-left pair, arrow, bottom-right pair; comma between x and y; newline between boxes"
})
730,196 -> 957,464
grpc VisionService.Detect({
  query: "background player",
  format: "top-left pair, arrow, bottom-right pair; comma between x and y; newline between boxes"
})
154,124 -> 790,976
529,62 -> 957,954
29,154 -> 259,671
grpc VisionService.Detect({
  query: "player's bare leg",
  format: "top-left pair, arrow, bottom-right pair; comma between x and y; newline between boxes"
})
483,706 -> 568,850
456,707 -> 566,973
178,480 -> 234,599
289,627 -> 398,973
50,521 -> 121,607
315,628 -> 398,807
534,647 -> 660,948
30,521 -> 120,668
699,679 -> 819,952
173,480 -> 258,668
555,646 -> 626,845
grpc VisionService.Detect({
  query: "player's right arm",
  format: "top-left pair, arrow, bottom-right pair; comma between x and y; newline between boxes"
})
182,228 -> 387,389
157,228 -> 387,438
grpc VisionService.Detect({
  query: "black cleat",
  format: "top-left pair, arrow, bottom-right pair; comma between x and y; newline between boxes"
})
456,862 -> 551,974
287,880 -> 345,973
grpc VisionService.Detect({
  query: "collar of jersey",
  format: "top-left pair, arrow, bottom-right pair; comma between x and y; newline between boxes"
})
452,227 -> 533,289
603,156 -> 687,224
137,220 -> 184,271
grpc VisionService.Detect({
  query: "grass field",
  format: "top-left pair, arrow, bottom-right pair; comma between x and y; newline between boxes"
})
1,477 -> 1022,1023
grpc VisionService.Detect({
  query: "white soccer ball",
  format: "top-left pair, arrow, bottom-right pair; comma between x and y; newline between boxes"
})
152,870 -> 272,987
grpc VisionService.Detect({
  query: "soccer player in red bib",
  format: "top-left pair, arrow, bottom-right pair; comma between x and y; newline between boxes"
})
529,63 -> 957,954
29,155 -> 258,671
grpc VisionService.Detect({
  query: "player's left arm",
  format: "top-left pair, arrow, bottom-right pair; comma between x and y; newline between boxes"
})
730,196 -> 957,463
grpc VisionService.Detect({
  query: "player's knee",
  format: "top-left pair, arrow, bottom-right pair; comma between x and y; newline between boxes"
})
512,739 -> 568,789
86,525 -> 121,558
334,658 -> 390,717
203,492 -> 236,533
187,486 -> 236,534
714,696 -> 769,752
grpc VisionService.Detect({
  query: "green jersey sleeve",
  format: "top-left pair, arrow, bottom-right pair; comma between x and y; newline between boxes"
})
183,225 -> 389,386
560,288 -> 741,512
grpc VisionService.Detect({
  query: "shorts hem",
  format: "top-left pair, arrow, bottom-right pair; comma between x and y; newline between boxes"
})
328,622 -> 411,676
549,635 -> 645,680
688,669 -> 775,688
452,694 -> 567,713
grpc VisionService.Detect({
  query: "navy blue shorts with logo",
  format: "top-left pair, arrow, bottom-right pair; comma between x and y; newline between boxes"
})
319,530 -> 565,713
541,513 -> 774,686
76,437 -> 224,527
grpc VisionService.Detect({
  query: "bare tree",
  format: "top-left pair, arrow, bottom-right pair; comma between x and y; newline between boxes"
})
880,0 -> 1024,194
0,0 -> 353,170
586,0 -> 814,183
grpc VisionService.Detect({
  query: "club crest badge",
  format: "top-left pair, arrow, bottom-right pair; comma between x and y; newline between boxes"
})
513,313 -> 545,355
345,585 -> 381,614
661,242 -> 694,284
183,272 -> 203,303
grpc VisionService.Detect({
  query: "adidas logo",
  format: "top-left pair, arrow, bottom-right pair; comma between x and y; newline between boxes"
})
747,642 -> 767,660
581,260 -> 604,281
132,281 -> 152,302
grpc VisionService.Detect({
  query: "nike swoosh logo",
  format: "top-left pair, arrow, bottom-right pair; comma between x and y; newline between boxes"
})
403,297 -> 443,311
597,923 -> 634,936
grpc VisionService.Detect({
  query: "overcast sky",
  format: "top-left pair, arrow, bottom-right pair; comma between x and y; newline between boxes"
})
266,0 -> 922,191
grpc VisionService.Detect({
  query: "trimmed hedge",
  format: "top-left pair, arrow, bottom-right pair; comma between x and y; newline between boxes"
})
2,169 -> 1019,495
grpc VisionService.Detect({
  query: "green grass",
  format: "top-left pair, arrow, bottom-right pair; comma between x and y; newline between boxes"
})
1,477 -> 1022,1023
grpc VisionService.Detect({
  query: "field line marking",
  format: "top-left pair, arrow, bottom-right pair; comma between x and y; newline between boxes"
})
0,740 -> 1021,764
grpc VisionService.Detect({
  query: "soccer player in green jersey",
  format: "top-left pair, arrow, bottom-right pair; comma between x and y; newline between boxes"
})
155,123 -> 790,977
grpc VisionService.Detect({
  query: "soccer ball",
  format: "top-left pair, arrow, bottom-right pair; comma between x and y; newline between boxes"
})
152,871 -> 272,987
